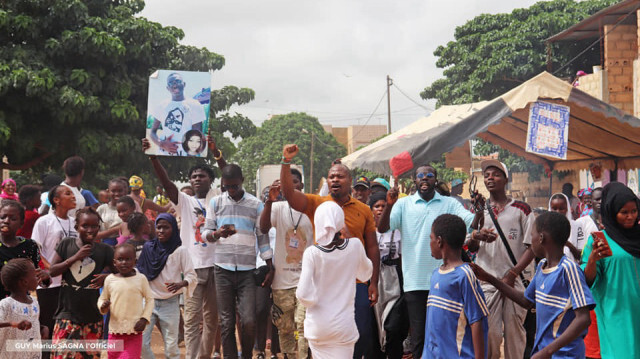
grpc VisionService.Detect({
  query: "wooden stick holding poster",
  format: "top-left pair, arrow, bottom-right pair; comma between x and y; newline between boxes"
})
145,70 -> 211,157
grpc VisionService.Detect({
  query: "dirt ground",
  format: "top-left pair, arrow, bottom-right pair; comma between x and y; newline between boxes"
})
148,328 -> 282,359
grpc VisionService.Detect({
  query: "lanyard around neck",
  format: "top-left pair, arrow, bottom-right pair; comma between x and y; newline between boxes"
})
55,215 -> 71,238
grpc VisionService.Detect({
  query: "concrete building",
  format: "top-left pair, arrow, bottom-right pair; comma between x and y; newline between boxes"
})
548,0 -> 640,117
322,124 -> 387,154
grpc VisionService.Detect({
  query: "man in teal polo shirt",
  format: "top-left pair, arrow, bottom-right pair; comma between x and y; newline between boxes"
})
378,165 -> 484,358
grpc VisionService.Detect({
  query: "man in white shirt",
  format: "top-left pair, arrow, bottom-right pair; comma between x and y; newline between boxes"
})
259,169 -> 313,359
144,138 -> 225,359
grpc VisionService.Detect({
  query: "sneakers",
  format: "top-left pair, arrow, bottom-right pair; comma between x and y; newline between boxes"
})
212,353 -> 221,359
256,353 -> 266,359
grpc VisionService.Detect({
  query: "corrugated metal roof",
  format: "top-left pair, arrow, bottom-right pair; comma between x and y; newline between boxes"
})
547,0 -> 639,43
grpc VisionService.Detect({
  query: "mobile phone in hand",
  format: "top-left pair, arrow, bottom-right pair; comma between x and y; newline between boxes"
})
222,224 -> 236,233
592,231 -> 606,245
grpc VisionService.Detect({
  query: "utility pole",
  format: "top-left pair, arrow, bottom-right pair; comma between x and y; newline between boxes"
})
309,131 -> 314,193
387,75 -> 393,134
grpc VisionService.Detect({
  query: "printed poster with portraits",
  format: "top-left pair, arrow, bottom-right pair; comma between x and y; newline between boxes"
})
145,70 -> 211,157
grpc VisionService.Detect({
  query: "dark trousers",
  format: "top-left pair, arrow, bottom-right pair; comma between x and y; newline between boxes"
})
405,290 -> 429,359
255,284 -> 280,354
353,283 -> 373,358
214,266 -> 256,359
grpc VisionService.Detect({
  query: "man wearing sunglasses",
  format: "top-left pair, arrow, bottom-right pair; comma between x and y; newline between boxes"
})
202,164 -> 274,359
149,72 -> 206,155
377,165 -> 483,359
279,144 -> 380,359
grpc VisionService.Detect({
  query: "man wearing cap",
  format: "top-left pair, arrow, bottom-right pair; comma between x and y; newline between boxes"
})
353,176 -> 371,205
370,178 -> 391,197
377,164 -> 484,359
451,178 -> 472,210
466,160 -> 536,359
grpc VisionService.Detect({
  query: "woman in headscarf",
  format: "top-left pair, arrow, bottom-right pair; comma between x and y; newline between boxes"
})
0,178 -> 18,201
137,213 -> 196,359
548,193 -> 588,263
581,182 -> 640,359
296,201 -> 373,359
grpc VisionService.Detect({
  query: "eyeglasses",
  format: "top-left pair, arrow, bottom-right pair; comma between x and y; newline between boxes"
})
223,184 -> 241,190
416,172 -> 435,180
167,79 -> 184,86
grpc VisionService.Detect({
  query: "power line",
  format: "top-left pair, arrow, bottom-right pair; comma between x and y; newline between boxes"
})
392,83 -> 432,111
552,5 -> 640,75
348,89 -> 388,143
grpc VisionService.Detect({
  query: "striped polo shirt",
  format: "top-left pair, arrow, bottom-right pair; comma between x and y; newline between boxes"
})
202,191 -> 272,271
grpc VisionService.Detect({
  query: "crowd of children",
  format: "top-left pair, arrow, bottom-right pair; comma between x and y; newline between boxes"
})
0,141 -> 638,359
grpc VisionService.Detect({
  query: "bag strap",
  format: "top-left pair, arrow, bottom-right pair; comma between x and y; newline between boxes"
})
487,200 -> 527,285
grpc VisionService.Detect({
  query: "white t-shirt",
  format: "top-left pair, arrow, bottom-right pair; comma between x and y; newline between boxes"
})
377,230 -> 401,262
0,297 -> 41,358
575,216 -> 598,242
97,203 -> 121,231
173,190 -> 216,269
269,202 -> 314,290
564,218 -> 592,262
32,213 -> 77,287
152,98 -> 205,155
148,247 -> 197,300
60,182 -> 85,218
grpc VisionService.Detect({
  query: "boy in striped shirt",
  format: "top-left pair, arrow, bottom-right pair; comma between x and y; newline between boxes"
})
424,214 -> 488,359
472,211 -> 594,359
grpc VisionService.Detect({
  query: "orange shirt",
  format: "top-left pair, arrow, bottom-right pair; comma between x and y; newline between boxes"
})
303,194 -> 376,246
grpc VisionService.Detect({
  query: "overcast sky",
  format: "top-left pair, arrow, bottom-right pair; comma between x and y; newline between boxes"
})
139,0 -> 540,132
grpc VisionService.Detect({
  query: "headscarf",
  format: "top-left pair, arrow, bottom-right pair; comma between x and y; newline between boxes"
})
314,201 -> 344,247
601,182 -> 640,258
137,213 -> 182,281
548,193 -> 573,222
129,175 -> 143,190
0,178 -> 18,200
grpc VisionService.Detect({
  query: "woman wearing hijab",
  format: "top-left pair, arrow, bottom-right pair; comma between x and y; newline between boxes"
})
0,178 -> 18,201
296,201 -> 373,359
581,182 -> 640,359
548,193 -> 588,263
138,213 -> 196,359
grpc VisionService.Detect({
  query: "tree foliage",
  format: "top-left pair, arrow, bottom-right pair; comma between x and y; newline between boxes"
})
0,0 -> 255,192
421,0 -> 617,106
421,0 -> 616,183
235,113 -> 346,194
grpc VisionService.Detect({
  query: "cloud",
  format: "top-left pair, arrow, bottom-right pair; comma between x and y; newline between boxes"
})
139,0 -> 539,130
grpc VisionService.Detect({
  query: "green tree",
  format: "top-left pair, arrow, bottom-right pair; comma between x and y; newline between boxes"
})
235,112 -> 346,194
420,0 -> 615,183
0,0 -> 255,192
421,0 -> 616,106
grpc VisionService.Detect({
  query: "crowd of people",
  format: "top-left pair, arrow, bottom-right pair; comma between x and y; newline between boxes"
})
0,137 -> 638,359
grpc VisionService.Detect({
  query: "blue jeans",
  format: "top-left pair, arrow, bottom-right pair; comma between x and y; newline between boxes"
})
142,295 -> 181,359
353,283 -> 372,358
